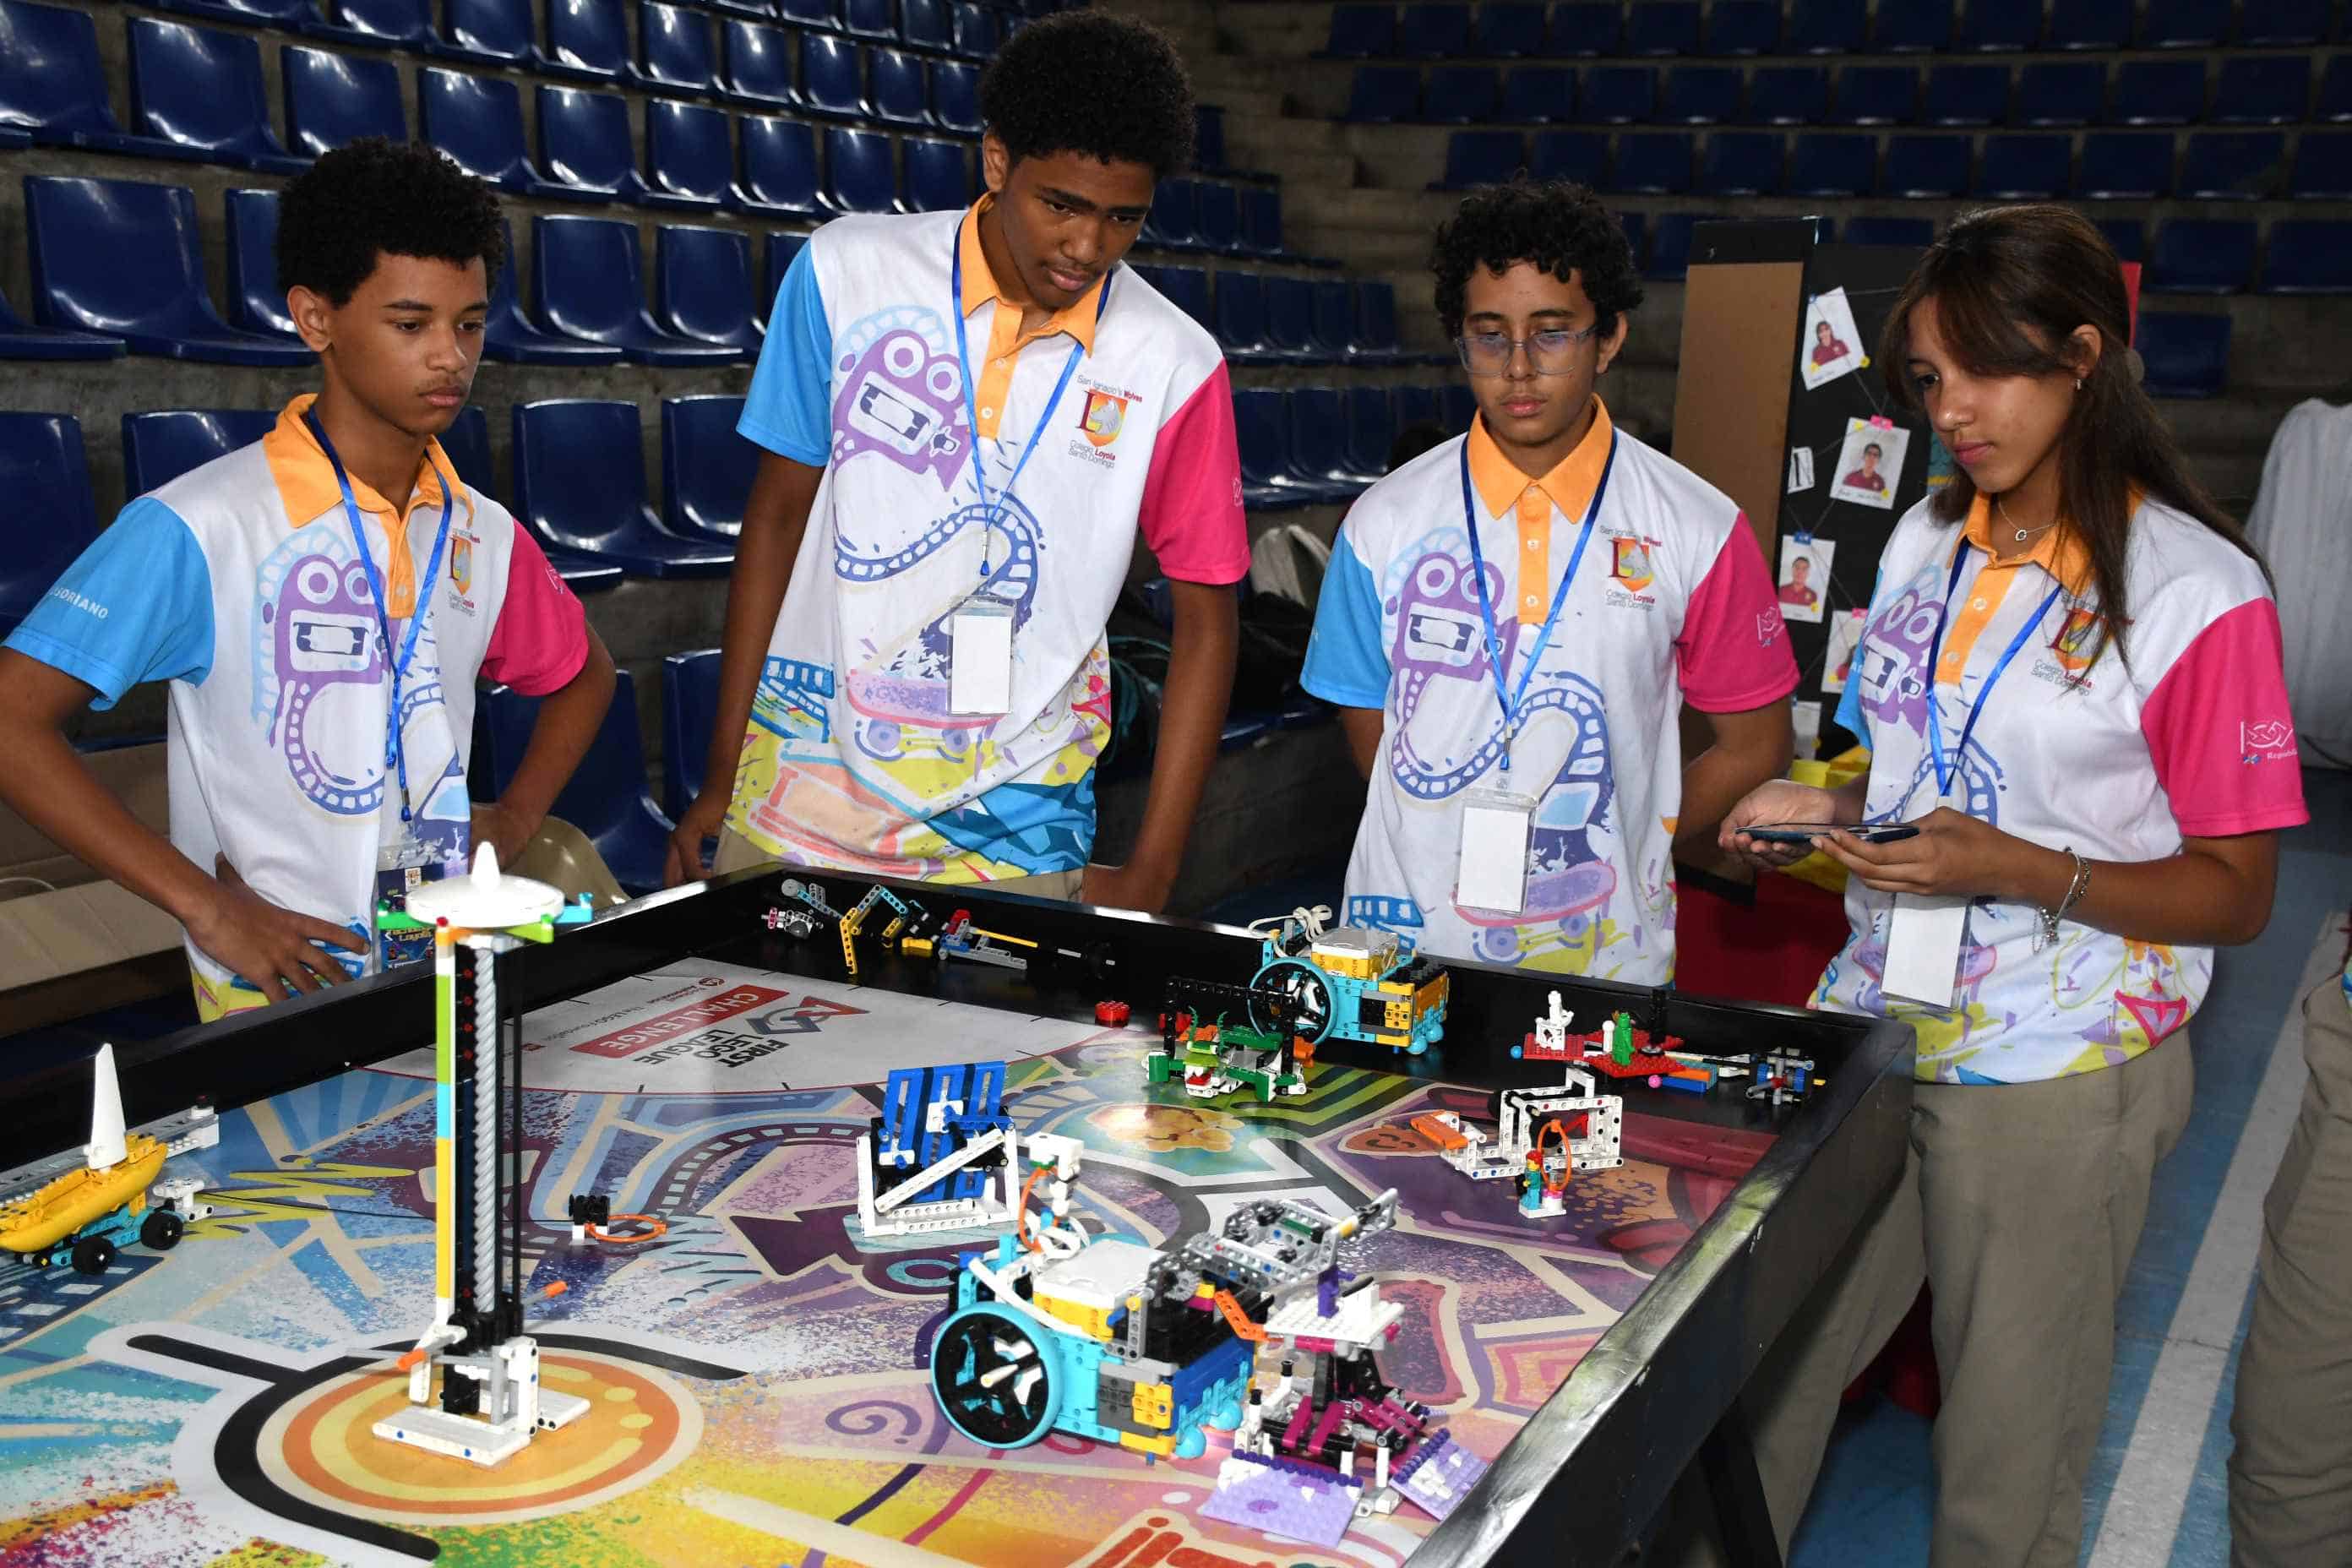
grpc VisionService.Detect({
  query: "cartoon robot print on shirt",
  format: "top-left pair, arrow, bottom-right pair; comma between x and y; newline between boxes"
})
253,531 -> 391,818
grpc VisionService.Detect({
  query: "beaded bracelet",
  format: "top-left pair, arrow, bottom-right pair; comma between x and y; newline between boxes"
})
2035,848 -> 2092,951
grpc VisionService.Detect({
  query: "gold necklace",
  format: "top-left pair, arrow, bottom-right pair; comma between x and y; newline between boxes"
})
1995,496 -> 2059,543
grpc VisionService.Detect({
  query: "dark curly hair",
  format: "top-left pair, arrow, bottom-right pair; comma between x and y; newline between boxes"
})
1430,179 -> 1644,339
977,12 -> 1195,177
277,138 -> 506,305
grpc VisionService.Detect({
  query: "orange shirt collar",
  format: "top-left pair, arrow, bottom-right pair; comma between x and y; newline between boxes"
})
1465,397 -> 1615,520
1960,488 -> 2096,597
956,194 -> 1107,354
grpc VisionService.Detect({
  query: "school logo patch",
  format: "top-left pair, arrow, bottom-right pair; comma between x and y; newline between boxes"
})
1079,389 -> 1130,449
449,536 -> 473,596
1609,536 -> 1654,592
2051,607 -> 2100,672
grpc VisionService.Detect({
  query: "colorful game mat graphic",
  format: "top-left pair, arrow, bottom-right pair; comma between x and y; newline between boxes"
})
0,966 -> 1771,1568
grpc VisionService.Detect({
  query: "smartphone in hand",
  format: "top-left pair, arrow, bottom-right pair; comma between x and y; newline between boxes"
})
1740,822 -> 1921,845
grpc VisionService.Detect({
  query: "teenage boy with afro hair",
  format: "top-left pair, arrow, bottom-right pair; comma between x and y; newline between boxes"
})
0,139 -> 615,1020
667,10 -> 1247,912
1302,178 -> 1796,977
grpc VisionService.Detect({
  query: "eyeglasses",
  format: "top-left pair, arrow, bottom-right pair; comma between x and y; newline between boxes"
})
1456,323 -> 1603,378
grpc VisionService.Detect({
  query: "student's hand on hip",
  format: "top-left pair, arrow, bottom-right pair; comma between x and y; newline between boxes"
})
471,801 -> 537,870
1081,858 -> 1175,915
1720,779 -> 1850,868
190,856 -> 368,1005
663,788 -> 729,888
1812,808 -> 2017,900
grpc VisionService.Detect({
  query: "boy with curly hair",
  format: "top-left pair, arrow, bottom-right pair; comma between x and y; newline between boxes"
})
1302,179 -> 1794,977
667,10 -> 1246,912
0,139 -> 614,1018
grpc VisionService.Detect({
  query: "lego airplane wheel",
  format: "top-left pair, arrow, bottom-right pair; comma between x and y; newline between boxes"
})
931,1304 -> 1062,1448
1249,959 -> 1333,1044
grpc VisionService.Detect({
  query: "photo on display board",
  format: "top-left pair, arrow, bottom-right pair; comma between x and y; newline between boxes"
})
1777,535 -> 1835,624
1822,607 -> 1866,694
1800,287 -> 1867,391
1831,419 -> 1909,510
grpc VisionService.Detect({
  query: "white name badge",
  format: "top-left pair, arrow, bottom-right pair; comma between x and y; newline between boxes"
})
1456,789 -> 1535,914
1882,891 -> 1968,1008
948,602 -> 1013,716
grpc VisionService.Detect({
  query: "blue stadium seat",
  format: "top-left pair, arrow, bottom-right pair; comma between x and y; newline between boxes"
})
1703,0 -> 1778,54
1660,67 -> 1740,126
438,404 -> 494,498
1473,3 -> 1545,56
1957,0 -> 2040,50
1829,64 -> 1918,125
536,215 -> 746,362
1545,1 -> 1621,54
1843,215 -> 1935,246
735,114 -> 821,213
1645,213 -> 1712,280
2239,0 -> 2328,45
901,134 -> 970,210
1616,131 -> 1696,193
1192,181 -> 1242,253
1883,134 -> 1970,197
1343,386 -> 1396,477
1261,275 -> 1328,364
2146,219 -> 2256,293
121,408 -> 275,496
841,0 -> 892,41
0,280 -> 122,360
1871,0 -> 1952,51
1424,66 -> 1501,125
436,0 -> 534,64
2110,59 -> 2205,126
645,100 -> 735,208
542,0 -> 630,79
659,649 -> 720,820
0,415 -> 100,640
1785,0 -> 1865,53
1288,388 -> 1374,490
1346,66 -> 1420,123
1978,134 -> 2070,198
1441,384 -> 1476,434
949,2 -> 996,57
868,46 -> 928,124
2320,57 -> 2352,122
1141,177 -> 1198,248
1623,2 -> 1699,56
1240,187 -> 1288,258
484,220 -> 623,364
146,0 -> 310,31
2014,62 -> 2102,127
1233,388 -> 1346,508
720,19 -> 798,106
1137,264 -> 1211,332
511,400 -> 733,576
1922,63 -> 2008,127
1436,129 -> 1525,188
659,396 -> 755,544
1195,104 -> 1231,173
777,0 -> 835,28
2289,132 -> 2352,198
1355,280 -> 1437,366
1394,3 -> 1469,57
1788,133 -> 1876,196
1748,66 -> 1828,126
1700,130 -> 1782,194
800,34 -> 868,118
2259,220 -> 2352,293
765,230 -> 806,307
2133,313 -> 2229,398
1582,65 -> 1656,125
930,59 -> 981,133
2180,131 -> 2286,199
1392,384 -> 1444,430
24,177 -> 308,364
474,669 -> 675,894
2213,58 -> 2308,127
2078,132 -> 2174,198
318,0 -> 433,48
1321,3 -> 1394,57
1309,280 -> 1365,361
640,2 -> 717,95
1213,270 -> 1282,366
825,125 -> 897,213
126,19 -> 306,172
421,69 -> 564,195
536,85 -> 647,202
899,0 -> 950,52
0,0 -> 198,159
2095,217 -> 2145,261
2140,0 -> 2230,46
282,46 -> 405,158
222,189 -> 297,340
2047,0 -> 2130,48
1530,128 -> 1609,182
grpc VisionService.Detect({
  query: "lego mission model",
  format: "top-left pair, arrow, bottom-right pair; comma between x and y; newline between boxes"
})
0,1044 -> 216,1276
1248,906 -> 1449,1056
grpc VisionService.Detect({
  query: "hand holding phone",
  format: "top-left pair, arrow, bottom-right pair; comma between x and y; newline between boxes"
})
1741,821 -> 1921,846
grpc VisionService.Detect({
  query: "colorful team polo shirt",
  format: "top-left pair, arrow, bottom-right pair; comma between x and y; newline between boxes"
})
728,200 -> 1249,883
1302,402 -> 1797,979
3,395 -> 590,1018
1819,492 -> 2308,1083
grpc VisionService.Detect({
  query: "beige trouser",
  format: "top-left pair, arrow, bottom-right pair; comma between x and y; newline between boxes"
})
2229,977 -> 2352,1568
713,827 -> 1085,901
1663,1037 -> 2195,1568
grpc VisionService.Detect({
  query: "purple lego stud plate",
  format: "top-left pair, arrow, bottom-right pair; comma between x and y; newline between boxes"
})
1202,1451 -> 1362,1547
1396,1430 -> 1490,1522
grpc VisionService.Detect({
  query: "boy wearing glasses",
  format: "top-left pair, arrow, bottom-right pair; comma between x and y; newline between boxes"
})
1301,179 -> 1794,977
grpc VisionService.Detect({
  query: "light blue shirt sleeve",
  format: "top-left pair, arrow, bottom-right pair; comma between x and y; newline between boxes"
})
1301,527 -> 1390,710
738,238 -> 833,466
3,497 -> 213,709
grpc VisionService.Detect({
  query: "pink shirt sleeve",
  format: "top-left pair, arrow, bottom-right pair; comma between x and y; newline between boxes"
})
1678,514 -> 1800,712
1139,362 -> 1250,585
482,525 -> 591,697
2141,597 -> 2309,837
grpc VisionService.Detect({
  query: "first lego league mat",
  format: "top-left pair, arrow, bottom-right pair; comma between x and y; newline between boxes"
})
0,959 -> 1772,1567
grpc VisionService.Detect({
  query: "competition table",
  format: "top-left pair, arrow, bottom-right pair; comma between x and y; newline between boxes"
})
0,869 -> 1911,1568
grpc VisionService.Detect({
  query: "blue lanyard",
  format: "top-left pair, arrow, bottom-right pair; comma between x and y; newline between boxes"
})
1459,429 -> 1617,776
950,222 -> 1110,579
303,411 -> 455,826
1922,540 -> 2067,803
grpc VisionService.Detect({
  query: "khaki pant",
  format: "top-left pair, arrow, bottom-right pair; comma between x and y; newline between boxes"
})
2230,977 -> 2352,1568
1667,1040 -> 2195,1568
713,828 -> 1085,902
